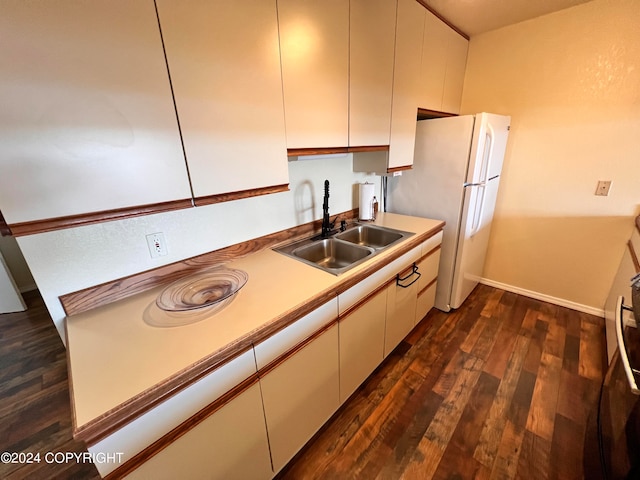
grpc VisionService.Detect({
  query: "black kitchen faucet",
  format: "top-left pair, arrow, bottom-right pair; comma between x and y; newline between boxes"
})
321,180 -> 333,238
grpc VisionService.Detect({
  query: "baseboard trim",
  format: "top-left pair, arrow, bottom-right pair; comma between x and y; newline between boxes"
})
479,278 -> 605,318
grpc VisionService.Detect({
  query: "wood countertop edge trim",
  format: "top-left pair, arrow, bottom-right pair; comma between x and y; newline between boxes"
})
73,221 -> 445,445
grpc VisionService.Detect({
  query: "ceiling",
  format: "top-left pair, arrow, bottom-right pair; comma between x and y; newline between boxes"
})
422,0 -> 595,37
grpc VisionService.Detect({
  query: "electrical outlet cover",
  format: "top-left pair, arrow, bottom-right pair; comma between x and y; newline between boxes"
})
146,233 -> 168,258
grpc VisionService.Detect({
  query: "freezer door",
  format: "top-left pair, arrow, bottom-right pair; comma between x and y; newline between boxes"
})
465,113 -> 511,185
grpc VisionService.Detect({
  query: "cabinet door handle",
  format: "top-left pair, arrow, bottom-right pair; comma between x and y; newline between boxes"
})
615,296 -> 640,395
396,264 -> 421,288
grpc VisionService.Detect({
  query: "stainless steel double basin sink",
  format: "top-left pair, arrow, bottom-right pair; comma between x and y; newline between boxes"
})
274,223 -> 414,275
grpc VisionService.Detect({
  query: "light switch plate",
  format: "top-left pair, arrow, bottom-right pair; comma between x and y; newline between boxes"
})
595,180 -> 612,196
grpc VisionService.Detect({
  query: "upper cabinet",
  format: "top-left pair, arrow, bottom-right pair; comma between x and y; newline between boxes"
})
349,0 -> 396,147
0,0 -> 192,234
278,0 -> 349,149
156,0 -> 289,205
441,31 -> 469,114
388,0 -> 426,171
420,10 -> 469,114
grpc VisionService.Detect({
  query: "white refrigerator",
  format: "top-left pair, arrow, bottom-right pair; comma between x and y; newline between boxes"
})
387,113 -> 511,311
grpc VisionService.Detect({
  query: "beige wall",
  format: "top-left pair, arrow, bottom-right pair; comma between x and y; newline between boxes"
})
461,0 -> 640,312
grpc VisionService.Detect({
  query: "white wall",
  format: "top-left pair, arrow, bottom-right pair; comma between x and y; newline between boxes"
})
16,155 -> 380,341
460,0 -> 640,312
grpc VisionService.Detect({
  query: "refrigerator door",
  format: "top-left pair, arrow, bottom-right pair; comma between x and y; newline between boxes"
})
465,113 -> 511,185
450,113 -> 510,309
386,115 -> 475,312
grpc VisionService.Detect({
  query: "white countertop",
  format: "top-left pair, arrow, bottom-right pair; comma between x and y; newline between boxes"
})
65,213 -> 444,431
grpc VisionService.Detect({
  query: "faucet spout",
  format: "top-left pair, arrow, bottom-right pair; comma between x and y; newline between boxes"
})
321,180 -> 332,238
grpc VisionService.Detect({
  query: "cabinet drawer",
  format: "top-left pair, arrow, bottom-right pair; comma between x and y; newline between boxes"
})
421,230 -> 443,257
339,243 -> 422,315
254,298 -> 338,370
88,349 -> 257,477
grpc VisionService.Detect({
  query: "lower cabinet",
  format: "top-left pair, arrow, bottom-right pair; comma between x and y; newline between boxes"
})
259,324 -> 340,473
339,287 -> 387,402
384,263 -> 420,357
415,246 -> 441,323
125,383 -> 272,480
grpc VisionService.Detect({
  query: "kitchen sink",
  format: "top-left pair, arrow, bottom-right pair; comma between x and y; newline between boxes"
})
335,224 -> 404,249
292,239 -> 374,273
273,223 -> 414,275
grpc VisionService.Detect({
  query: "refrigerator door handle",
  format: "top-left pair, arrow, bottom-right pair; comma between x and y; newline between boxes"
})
469,184 -> 486,236
469,125 -> 496,236
464,181 -> 486,187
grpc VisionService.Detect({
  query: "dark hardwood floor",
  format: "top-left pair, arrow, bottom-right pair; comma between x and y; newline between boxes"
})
0,290 -> 100,480
0,285 -> 605,479
279,284 -> 606,480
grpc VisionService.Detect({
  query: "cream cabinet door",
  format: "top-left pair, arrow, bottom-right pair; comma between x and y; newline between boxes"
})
420,10 -> 449,111
278,0 -> 349,148
420,12 -> 468,114
349,0 -> 396,147
384,264 -> 420,357
441,31 -> 469,114
125,383 -> 272,480
260,324 -> 340,473
156,0 -> 288,200
0,1 -> 191,225
339,288 -> 387,402
388,0 -> 425,169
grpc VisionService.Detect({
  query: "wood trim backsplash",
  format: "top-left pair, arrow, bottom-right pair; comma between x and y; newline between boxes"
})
60,208 -> 360,317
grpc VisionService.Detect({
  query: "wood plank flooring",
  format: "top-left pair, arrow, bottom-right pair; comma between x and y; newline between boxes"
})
0,285 -> 605,479
279,284 -> 606,479
0,291 -> 100,480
